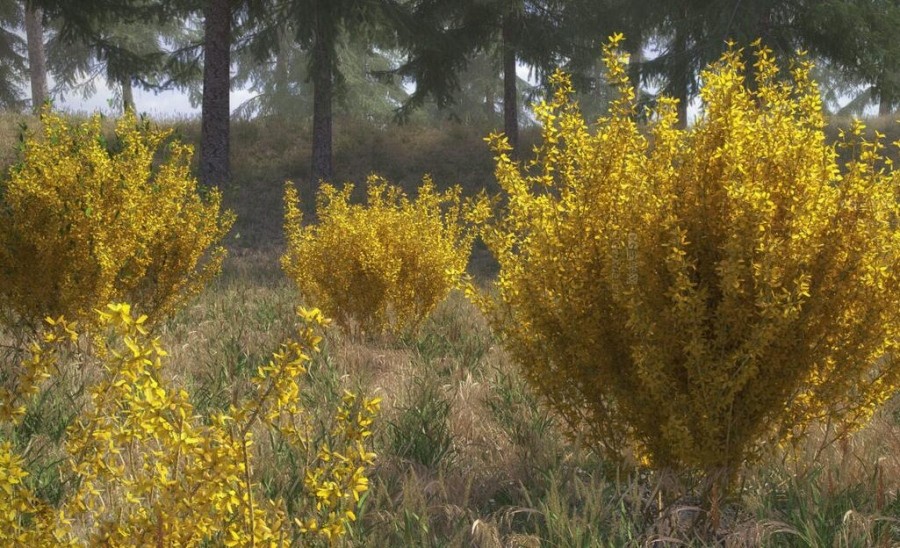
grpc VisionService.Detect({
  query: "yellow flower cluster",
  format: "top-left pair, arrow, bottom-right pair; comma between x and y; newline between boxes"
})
480,34 -> 900,474
0,303 -> 379,546
0,441 -> 60,544
0,320 -> 77,545
299,390 -> 379,540
0,109 -> 234,330
282,175 -> 476,332
0,316 -> 75,424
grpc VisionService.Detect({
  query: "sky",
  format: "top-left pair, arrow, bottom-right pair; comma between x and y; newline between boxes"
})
56,84 -> 255,119
52,64 -> 536,120
52,64 -> 874,122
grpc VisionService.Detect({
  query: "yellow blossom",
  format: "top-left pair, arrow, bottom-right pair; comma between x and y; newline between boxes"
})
478,36 -> 900,476
0,109 -> 233,331
282,174 -> 480,332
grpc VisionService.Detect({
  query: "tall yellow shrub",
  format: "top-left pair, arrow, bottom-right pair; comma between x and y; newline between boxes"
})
480,35 -> 900,475
0,110 -> 233,329
282,175 -> 475,332
0,304 -> 380,545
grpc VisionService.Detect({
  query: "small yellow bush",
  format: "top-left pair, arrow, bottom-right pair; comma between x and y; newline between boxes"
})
0,304 -> 380,545
282,175 -> 475,332
0,110 -> 234,330
480,35 -> 900,477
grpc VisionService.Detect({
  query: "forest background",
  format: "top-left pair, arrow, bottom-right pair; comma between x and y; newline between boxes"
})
2,0 -> 898,246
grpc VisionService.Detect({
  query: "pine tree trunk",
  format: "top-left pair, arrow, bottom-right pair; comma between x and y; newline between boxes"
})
879,92 -> 894,116
311,19 -> 334,184
627,33 -> 643,106
484,85 -> 495,119
273,31 -> 289,100
24,4 -> 47,113
121,77 -> 135,113
672,24 -> 689,129
200,0 -> 231,188
501,15 -> 519,156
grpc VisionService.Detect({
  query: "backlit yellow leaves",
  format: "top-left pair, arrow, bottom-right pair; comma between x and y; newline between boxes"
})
0,109 -> 233,331
480,36 -> 900,476
0,304 -> 379,545
282,175 -> 478,332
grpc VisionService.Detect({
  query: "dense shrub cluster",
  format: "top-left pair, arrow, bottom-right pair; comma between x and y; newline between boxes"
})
0,108 -> 385,546
0,304 -> 379,545
282,175 -> 476,332
479,35 -> 900,477
0,110 -> 233,330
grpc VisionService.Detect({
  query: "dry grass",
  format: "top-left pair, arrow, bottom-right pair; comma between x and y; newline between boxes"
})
0,112 -> 34,170
168,253 -> 900,545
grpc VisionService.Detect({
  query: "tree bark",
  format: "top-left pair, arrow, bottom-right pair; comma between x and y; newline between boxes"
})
879,95 -> 893,116
627,32 -> 643,106
201,0 -> 231,188
879,88 -> 894,116
484,81 -> 495,119
24,3 -> 48,113
501,14 -> 519,156
121,76 -> 135,113
311,14 -> 334,184
273,30 -> 289,100
671,23 -> 689,129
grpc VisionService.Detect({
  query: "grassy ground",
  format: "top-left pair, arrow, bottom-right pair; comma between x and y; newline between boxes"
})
166,252 -> 900,545
5,247 -> 899,545
1,110 -> 900,545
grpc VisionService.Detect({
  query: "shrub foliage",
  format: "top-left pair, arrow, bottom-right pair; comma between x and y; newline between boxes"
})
282,175 -> 475,332
480,35 -> 900,474
0,110 -> 233,329
0,304 -> 379,545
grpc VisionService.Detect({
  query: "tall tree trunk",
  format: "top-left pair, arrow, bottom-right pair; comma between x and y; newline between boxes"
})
24,3 -> 47,113
484,81 -> 495,119
501,15 -> 519,156
311,16 -> 334,184
879,82 -> 894,116
121,76 -> 135,113
626,31 -> 643,106
879,94 -> 893,116
274,30 -> 289,100
671,23 -> 689,129
201,0 -> 231,188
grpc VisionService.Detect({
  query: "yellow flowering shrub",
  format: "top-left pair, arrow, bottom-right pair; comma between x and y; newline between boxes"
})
282,175 -> 475,332
0,304 -> 380,546
479,35 -> 900,476
0,109 -> 234,330
0,441 -> 69,545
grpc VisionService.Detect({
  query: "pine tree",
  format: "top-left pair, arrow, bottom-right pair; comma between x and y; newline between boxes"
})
246,0 -> 399,184
0,0 -> 26,108
23,1 -> 47,112
200,0 -> 231,187
801,0 -> 900,116
393,0 -> 590,156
